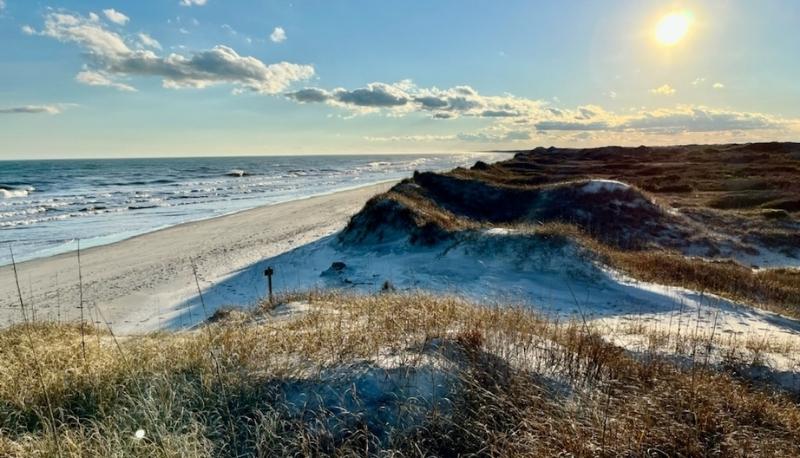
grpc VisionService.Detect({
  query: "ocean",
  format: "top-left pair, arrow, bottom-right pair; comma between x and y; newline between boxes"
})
0,153 -> 507,265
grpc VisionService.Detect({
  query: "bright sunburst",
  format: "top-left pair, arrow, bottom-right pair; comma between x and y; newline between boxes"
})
655,11 -> 691,45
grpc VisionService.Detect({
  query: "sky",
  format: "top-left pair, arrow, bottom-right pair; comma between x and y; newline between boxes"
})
1,0 -> 799,159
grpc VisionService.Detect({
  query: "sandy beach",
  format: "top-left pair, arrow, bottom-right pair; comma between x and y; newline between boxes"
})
0,182 -> 393,335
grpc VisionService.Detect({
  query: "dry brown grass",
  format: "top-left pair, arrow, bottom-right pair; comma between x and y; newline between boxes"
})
524,222 -> 800,319
340,154 -> 800,323
598,246 -> 800,319
341,187 -> 478,245
444,143 -> 800,255
0,292 -> 798,456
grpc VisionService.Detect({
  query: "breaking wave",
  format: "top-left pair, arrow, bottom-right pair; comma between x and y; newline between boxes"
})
0,185 -> 34,199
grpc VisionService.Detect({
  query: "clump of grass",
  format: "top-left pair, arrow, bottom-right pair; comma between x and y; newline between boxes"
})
485,222 -> 800,320
0,292 -> 798,456
599,246 -> 800,318
341,187 -> 478,245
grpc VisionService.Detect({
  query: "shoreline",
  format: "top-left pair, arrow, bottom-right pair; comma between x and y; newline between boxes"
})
3,178 -> 400,267
0,181 -> 394,334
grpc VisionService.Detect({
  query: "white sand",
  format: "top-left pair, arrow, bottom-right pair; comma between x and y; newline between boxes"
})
0,182 -> 393,335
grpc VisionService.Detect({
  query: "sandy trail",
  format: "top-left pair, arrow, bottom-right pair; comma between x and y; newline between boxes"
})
0,182 -> 393,334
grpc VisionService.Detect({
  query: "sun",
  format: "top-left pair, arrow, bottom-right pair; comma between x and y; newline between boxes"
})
655,11 -> 691,46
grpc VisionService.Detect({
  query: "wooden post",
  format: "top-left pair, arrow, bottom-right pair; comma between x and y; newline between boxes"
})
264,267 -> 274,304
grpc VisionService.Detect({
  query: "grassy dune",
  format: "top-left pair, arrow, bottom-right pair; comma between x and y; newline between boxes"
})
342,143 -> 800,318
536,223 -> 800,318
1,292 -> 799,456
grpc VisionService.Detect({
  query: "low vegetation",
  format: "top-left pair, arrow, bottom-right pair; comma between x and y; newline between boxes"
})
342,143 -> 800,318
1,292 -> 799,457
530,223 -> 800,318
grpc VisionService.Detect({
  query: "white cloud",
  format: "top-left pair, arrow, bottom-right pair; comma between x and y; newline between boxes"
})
364,134 -> 457,142
620,106 -> 773,133
650,84 -> 676,96
712,82 -> 725,89
76,70 -> 136,92
0,0 -> 5,11
365,128 -> 531,144
137,32 -> 161,50
457,130 -> 531,142
270,26 -> 286,43
179,0 -> 207,6
286,79 -> 795,143
286,81 -> 543,119
103,8 -> 129,26
691,77 -> 706,86
21,25 -> 35,35
0,105 -> 64,115
36,11 -> 314,95
40,11 -> 131,56
533,105 -> 781,134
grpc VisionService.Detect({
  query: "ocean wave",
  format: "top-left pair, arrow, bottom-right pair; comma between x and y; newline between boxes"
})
406,158 -> 430,168
0,185 -> 35,199
226,169 -> 248,177
79,205 -> 108,212
0,206 -> 127,227
0,214 -> 71,227
0,207 -> 48,219
126,178 -> 177,186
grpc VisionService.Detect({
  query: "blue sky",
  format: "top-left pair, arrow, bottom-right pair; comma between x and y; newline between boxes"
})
1,0 -> 799,158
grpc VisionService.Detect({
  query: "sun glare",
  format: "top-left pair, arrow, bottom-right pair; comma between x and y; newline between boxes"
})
655,11 -> 691,45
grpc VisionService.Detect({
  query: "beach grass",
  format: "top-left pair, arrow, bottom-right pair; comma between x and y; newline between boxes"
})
1,292 -> 798,457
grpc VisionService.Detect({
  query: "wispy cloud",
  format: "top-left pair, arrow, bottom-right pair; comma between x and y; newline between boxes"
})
76,70 -> 136,91
179,0 -> 207,6
364,134 -> 458,142
31,11 -> 314,94
103,9 -> 129,26
136,32 -> 161,50
365,127 -> 532,144
619,106 -> 772,133
0,105 -> 65,115
270,27 -> 287,43
712,82 -> 725,89
532,105 -> 781,134
650,84 -> 676,96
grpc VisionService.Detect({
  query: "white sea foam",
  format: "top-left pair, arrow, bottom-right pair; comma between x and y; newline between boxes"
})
226,169 -> 247,177
0,187 -> 34,199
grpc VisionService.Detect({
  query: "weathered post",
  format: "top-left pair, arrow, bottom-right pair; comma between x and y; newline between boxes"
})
264,267 -> 274,304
